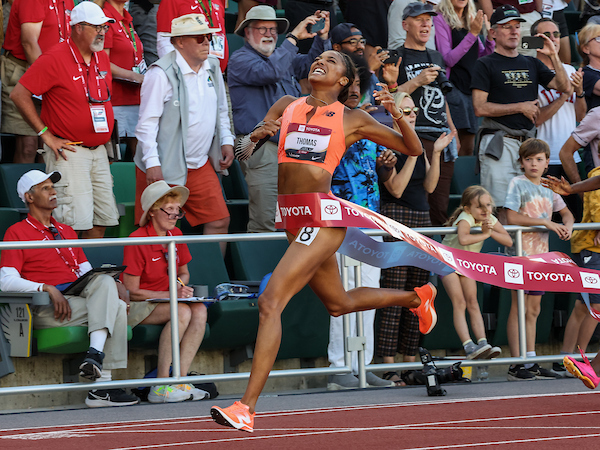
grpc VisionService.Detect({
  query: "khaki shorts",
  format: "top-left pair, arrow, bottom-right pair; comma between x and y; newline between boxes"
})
478,134 -> 522,208
43,143 -> 120,230
0,54 -> 38,136
127,301 -> 158,328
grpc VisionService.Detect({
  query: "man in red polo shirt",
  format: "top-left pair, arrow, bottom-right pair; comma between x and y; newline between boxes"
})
10,1 -> 120,240
0,170 -> 138,408
156,0 -> 229,72
1,0 -> 75,163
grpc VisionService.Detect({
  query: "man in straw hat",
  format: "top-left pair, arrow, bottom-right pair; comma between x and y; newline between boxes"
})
229,5 -> 331,232
135,13 -> 234,255
10,1 -> 120,239
0,170 -> 138,408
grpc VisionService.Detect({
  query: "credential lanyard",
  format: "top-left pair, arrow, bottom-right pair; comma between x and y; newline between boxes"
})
118,20 -> 140,65
67,39 -> 103,102
198,0 -> 214,27
51,0 -> 71,42
26,218 -> 81,275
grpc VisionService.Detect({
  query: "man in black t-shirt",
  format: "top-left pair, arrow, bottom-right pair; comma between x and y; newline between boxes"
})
395,1 -> 457,226
471,5 -> 568,223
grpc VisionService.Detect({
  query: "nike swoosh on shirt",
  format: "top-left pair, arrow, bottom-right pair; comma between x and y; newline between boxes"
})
73,76 -> 82,81
190,4 -> 199,9
152,257 -> 161,262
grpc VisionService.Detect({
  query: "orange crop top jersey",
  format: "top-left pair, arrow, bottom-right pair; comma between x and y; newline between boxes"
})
277,97 -> 347,175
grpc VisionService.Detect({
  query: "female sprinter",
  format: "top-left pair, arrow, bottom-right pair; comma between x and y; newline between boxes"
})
211,50 -> 437,432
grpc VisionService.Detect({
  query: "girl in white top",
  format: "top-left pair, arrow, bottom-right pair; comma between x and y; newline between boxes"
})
441,185 -> 513,359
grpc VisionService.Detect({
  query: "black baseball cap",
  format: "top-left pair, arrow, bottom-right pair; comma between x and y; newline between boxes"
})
331,23 -> 362,45
490,5 -> 526,26
402,2 -> 437,20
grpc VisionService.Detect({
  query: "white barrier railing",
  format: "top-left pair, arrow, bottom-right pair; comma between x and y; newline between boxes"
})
0,223 -> 599,397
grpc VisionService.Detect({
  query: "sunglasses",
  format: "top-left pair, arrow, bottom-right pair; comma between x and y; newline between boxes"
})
340,38 -> 367,46
542,31 -> 561,39
47,226 -> 62,240
189,34 -> 213,43
401,107 -> 420,115
160,207 -> 186,220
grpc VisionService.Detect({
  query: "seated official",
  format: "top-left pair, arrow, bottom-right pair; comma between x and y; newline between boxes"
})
0,170 -> 138,408
123,181 -> 209,403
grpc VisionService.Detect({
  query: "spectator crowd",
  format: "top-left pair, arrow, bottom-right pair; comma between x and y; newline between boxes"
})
2,0 -> 600,405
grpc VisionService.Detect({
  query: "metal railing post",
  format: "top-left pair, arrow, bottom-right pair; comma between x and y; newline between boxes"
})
515,229 -> 527,359
341,255 -> 351,369
354,263 -> 367,389
167,240 -> 181,380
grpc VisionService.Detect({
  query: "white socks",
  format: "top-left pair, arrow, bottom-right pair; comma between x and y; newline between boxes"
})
89,328 -> 108,352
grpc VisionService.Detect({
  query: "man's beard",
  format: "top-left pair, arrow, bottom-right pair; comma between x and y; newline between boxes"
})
250,36 -> 276,56
90,38 -> 104,53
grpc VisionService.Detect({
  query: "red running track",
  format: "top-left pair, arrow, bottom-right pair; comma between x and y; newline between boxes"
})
2,391 -> 600,449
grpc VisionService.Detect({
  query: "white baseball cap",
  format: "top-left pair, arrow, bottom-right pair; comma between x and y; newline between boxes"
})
70,1 -> 115,26
17,170 -> 61,204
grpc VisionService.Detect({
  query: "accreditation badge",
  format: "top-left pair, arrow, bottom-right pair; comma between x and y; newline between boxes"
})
90,105 -> 109,133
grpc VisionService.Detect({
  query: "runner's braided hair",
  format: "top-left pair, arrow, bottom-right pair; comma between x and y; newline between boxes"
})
335,51 -> 357,104
445,185 -> 495,226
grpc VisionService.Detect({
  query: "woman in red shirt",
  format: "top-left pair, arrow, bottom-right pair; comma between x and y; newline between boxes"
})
123,181 -> 208,404
103,0 -> 145,159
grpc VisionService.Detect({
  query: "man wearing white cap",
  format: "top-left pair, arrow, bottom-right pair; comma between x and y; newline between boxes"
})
0,170 -> 138,408
135,14 -> 234,255
10,1 -> 120,240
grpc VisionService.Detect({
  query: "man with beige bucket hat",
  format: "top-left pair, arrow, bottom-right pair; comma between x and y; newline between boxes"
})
135,13 -> 234,255
229,5 -> 331,232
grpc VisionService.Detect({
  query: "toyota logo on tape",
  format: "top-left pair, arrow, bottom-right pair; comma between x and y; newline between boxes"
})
324,204 -> 338,215
320,199 -> 342,220
585,276 -> 598,284
504,262 -> 524,284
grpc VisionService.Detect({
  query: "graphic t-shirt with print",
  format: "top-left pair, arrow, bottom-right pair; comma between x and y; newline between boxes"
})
504,174 -> 566,256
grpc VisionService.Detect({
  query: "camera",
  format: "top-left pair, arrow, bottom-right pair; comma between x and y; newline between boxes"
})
433,68 -> 453,95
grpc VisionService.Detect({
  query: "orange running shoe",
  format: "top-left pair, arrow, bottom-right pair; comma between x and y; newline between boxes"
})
413,282 -> 438,335
211,401 -> 255,432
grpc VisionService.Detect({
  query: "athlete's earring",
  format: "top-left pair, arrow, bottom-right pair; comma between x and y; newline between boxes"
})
339,77 -> 349,86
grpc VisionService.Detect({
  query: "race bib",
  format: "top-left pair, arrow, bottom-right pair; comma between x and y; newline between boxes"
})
90,105 -> 109,133
284,123 -> 332,163
210,33 -> 225,59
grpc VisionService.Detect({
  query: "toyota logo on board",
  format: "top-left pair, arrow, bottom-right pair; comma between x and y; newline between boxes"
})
585,276 -> 598,285
507,269 -> 520,278
324,204 -> 338,215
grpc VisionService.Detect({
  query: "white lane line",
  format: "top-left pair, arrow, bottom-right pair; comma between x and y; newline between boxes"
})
402,433 -> 600,449
108,410 -> 600,449
3,389 -> 600,434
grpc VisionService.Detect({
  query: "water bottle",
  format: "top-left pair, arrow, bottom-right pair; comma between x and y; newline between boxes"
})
476,365 -> 489,381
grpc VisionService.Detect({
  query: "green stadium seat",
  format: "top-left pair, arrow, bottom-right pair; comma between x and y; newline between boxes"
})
106,162 -> 137,238
450,155 -> 479,194
229,238 -> 330,359
84,245 -> 124,268
0,208 -> 22,239
222,160 -> 249,200
570,35 -> 582,67
0,163 -> 45,208
564,11 -> 581,36
227,33 -> 245,54
34,326 -> 133,354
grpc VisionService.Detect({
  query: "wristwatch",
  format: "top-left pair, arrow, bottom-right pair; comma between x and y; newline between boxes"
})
576,91 -> 585,98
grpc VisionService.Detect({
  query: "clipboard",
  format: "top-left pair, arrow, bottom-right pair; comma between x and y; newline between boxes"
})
61,266 -> 126,296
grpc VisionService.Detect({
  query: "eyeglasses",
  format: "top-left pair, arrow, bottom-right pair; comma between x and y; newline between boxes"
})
500,23 -> 520,31
542,31 -> 561,39
47,226 -> 62,240
340,38 -> 367,47
160,208 -> 186,220
190,33 -> 213,43
401,107 -> 420,116
588,36 -> 600,44
250,26 -> 278,36
81,23 -> 110,33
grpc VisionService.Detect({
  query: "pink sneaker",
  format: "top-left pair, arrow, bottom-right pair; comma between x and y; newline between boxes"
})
563,348 -> 600,390
412,282 -> 438,335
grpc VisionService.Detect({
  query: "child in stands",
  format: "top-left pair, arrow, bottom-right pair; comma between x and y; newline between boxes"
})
442,186 -> 513,359
505,138 -> 574,381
